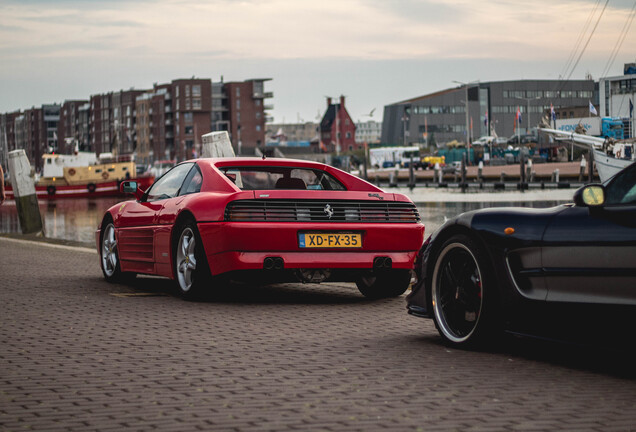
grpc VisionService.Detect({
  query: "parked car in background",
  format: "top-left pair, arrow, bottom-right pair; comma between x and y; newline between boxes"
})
407,161 -> 636,348
98,157 -> 426,300
493,137 -> 509,145
507,134 -> 536,145
472,136 -> 495,146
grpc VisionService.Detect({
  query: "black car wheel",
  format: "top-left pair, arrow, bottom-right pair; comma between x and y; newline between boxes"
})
173,219 -> 211,299
431,234 -> 497,347
356,269 -> 411,299
100,217 -> 136,283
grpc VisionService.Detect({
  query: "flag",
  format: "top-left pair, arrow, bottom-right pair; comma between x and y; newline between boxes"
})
516,107 -> 522,124
589,101 -> 598,116
630,99 -> 633,118
484,110 -> 488,127
550,103 -> 556,121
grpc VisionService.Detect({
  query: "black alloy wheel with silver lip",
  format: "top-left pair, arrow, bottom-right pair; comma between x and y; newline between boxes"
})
431,234 -> 493,346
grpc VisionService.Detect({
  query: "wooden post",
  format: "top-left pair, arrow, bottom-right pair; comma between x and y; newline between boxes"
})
8,150 -> 43,235
201,131 -> 235,158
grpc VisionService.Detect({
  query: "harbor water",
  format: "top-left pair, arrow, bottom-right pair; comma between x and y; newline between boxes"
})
0,188 -> 575,246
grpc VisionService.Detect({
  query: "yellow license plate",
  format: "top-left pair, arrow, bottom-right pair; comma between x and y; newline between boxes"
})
299,233 -> 362,248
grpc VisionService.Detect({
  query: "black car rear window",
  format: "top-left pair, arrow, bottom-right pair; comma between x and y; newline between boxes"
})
220,166 -> 346,191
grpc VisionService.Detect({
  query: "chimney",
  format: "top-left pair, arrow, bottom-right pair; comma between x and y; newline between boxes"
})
327,97 -> 332,107
340,95 -> 345,107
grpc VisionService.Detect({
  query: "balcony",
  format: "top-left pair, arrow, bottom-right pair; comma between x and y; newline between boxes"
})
165,105 -> 172,113
264,104 -> 274,110
253,91 -> 274,99
165,119 -> 173,125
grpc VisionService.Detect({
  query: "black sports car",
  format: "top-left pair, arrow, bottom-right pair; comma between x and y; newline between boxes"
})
407,161 -> 636,347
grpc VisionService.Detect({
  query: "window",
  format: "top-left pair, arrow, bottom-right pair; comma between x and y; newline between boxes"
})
180,165 -> 203,195
184,112 -> 193,123
145,163 -> 194,201
185,125 -> 194,135
255,99 -> 261,106
606,163 -> 636,204
236,100 -> 241,110
185,98 -> 191,110
256,125 -> 261,131
236,87 -> 240,97
186,85 -> 191,97
346,132 -> 351,139
192,85 -> 201,96
192,98 -> 201,109
220,166 -> 346,191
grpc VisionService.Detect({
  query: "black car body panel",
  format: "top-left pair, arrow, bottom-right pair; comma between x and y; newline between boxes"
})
408,161 -> 636,342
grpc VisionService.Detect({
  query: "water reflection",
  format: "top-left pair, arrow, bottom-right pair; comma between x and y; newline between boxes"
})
0,196 -> 568,245
0,197 -> 122,244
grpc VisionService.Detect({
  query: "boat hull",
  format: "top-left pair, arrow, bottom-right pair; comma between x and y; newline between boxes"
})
593,148 -> 634,182
4,176 -> 154,200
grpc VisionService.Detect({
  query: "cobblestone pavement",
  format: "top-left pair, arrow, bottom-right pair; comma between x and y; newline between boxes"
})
2,237 -> 636,432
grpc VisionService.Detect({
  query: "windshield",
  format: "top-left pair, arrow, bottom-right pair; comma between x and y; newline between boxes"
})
220,166 -> 346,191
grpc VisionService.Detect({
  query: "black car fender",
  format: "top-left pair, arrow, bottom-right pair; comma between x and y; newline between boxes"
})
408,205 -> 570,318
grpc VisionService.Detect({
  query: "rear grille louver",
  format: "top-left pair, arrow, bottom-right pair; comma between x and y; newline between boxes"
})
225,200 -> 420,223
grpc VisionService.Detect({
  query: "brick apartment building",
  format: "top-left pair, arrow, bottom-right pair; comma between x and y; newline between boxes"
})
223,79 -> 271,154
58,100 -> 88,153
171,78 -> 212,161
1,77 -> 273,170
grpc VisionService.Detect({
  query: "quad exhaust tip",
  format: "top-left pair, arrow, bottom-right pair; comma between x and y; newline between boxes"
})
373,256 -> 392,269
263,256 -> 284,270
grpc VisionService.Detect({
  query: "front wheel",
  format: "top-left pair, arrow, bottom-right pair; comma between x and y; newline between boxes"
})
430,234 -> 498,347
174,220 -> 211,299
100,219 -> 135,283
356,269 -> 411,299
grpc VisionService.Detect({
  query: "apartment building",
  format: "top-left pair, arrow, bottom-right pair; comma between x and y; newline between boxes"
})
223,78 -> 272,155
58,100 -> 88,152
171,78 -> 212,161
2,76 -> 273,168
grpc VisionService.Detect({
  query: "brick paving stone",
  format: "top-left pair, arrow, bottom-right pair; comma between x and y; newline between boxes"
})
3,237 -> 636,432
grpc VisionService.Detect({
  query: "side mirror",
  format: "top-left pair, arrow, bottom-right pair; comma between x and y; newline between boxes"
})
120,180 -> 144,201
573,184 -> 605,207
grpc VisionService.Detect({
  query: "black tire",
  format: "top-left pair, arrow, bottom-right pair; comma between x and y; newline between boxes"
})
356,269 -> 411,299
430,234 -> 499,348
100,216 -> 136,283
173,219 -> 211,299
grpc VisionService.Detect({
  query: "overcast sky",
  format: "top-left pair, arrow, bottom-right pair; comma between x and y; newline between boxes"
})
1,0 -> 634,123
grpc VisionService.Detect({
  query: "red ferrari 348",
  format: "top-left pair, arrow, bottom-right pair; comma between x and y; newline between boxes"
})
97,157 -> 425,299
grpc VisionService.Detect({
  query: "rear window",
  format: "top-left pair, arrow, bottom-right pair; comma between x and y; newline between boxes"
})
220,166 -> 346,191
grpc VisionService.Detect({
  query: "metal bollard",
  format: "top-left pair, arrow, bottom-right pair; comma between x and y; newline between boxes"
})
8,149 -> 44,235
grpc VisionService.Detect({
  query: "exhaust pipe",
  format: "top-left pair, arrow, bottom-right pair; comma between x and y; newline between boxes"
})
263,257 -> 284,270
373,256 -> 392,269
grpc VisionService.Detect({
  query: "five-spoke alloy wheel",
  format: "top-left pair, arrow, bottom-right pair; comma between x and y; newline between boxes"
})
100,219 -> 135,282
174,220 -> 210,299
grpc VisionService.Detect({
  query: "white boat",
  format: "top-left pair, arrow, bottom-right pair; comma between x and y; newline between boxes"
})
592,144 -> 635,182
540,127 -> 635,182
